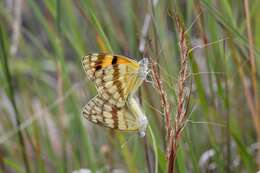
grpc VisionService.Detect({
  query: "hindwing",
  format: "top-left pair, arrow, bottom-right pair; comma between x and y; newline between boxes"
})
82,95 -> 140,131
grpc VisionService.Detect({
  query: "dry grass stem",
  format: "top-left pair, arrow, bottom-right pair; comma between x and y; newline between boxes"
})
244,0 -> 260,166
150,12 -> 192,173
168,12 -> 191,173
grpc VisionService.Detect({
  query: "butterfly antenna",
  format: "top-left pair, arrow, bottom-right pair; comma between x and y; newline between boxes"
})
146,60 -> 154,83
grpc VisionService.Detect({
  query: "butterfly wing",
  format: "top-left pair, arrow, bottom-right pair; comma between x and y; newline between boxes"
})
82,53 -> 141,107
82,95 -> 140,131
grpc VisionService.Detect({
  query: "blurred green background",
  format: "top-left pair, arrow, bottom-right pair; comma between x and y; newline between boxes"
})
0,0 -> 260,173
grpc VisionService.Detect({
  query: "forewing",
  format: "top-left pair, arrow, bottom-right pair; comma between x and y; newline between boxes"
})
82,53 -> 140,107
82,95 -> 139,131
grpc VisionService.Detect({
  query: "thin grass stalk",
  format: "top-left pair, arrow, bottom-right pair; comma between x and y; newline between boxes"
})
194,3 -> 215,104
149,0 -> 159,57
167,12 -> 191,173
223,42 -> 231,173
139,89 -> 153,173
0,26 -> 31,173
78,0 -> 113,53
150,55 -> 173,173
243,0 -> 260,167
244,0 -> 257,99
150,59 -> 171,144
10,0 -> 22,57
143,136 -> 153,173
139,2 -> 159,171
228,33 -> 259,165
55,0 -> 69,171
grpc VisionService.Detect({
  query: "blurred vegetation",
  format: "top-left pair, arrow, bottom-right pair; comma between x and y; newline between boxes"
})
0,0 -> 260,173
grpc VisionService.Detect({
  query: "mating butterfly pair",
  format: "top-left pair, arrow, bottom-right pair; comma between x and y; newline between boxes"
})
82,53 -> 149,137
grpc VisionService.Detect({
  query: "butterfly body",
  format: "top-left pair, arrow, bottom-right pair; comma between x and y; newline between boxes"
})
127,96 -> 148,137
82,53 -> 148,136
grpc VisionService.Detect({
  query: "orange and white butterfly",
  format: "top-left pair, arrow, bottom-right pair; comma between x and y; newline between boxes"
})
81,53 -> 149,137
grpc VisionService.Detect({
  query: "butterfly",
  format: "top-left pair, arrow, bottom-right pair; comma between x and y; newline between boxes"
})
81,53 -> 149,137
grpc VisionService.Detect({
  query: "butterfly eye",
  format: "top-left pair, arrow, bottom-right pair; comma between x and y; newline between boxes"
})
138,131 -> 146,137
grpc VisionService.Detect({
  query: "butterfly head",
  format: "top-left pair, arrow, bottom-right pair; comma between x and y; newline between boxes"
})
138,58 -> 149,80
138,115 -> 148,137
